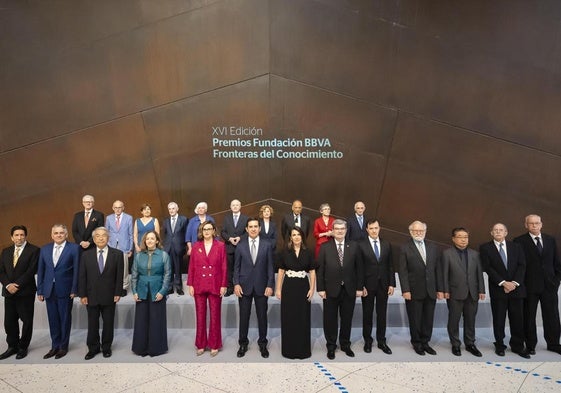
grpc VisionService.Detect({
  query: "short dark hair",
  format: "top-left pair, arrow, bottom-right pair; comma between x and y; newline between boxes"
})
452,227 -> 469,237
246,217 -> 260,228
366,218 -> 380,226
11,225 -> 27,236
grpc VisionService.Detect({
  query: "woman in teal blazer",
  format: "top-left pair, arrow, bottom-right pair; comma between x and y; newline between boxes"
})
131,230 -> 171,356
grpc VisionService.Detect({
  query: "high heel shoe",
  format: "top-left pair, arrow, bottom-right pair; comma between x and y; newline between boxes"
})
196,348 -> 204,356
210,349 -> 218,357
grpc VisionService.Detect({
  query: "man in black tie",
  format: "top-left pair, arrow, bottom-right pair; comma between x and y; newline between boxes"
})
359,219 -> 395,354
398,220 -> 442,356
480,223 -> 530,358
281,199 -> 311,244
317,219 -> 364,360
514,215 -> 561,355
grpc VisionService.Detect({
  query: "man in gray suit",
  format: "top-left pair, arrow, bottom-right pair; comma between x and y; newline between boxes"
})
441,227 -> 485,357
398,220 -> 442,356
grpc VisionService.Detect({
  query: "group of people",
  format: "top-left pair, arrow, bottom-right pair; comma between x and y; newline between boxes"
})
0,196 -> 560,362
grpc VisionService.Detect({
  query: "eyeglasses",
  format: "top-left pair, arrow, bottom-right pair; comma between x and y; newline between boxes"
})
202,227 -> 214,231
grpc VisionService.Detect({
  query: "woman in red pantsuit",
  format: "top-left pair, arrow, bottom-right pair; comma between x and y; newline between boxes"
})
187,221 -> 227,357
313,203 -> 334,258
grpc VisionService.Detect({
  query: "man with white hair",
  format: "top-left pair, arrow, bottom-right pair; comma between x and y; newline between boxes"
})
163,202 -> 188,295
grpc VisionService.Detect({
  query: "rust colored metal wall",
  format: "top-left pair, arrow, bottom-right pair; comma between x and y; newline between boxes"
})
1,0 -> 560,250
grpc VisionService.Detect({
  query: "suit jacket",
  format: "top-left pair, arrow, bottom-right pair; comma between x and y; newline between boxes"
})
441,247 -> 485,301
258,219 -> 277,246
233,237 -> 275,295
281,213 -> 311,242
346,215 -> 368,242
398,239 -> 442,300
163,215 -> 188,255
37,241 -> 80,298
0,242 -> 40,297
514,232 -> 561,294
187,240 -> 228,295
72,209 -> 105,249
480,240 -> 526,299
316,239 -> 364,298
78,246 -> 124,305
221,213 -> 249,254
106,212 -> 134,254
359,237 -> 395,291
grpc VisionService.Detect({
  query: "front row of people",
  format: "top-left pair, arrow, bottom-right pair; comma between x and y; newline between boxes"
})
1,214 -> 560,361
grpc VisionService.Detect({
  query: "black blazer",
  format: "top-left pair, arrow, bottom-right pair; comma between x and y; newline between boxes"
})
258,219 -> 277,246
72,209 -> 105,249
163,215 -> 188,255
78,246 -> 124,306
346,215 -> 368,242
0,243 -> 39,297
281,213 -> 311,242
221,213 -> 249,254
514,232 -> 561,294
316,239 -> 363,298
359,237 -> 395,291
480,240 -> 526,299
441,247 -> 485,301
398,239 -> 442,300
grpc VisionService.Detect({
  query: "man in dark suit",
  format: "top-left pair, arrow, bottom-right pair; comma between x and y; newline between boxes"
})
281,199 -> 311,244
346,201 -> 368,241
359,219 -> 395,355
37,224 -> 80,359
514,214 -> 561,355
72,194 -> 105,251
163,201 -> 188,295
79,226 -> 124,360
398,220 -> 442,356
480,223 -> 530,358
233,218 -> 275,358
0,225 -> 39,360
441,227 -> 485,357
106,200 -> 134,296
221,199 -> 248,296
317,219 -> 364,360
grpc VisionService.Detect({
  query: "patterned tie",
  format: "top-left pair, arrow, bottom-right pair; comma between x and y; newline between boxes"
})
98,249 -> 104,273
13,247 -> 20,267
251,240 -> 257,264
54,245 -> 62,266
85,211 -> 90,226
417,241 -> 426,263
116,215 -> 121,231
373,240 -> 380,259
294,215 -> 300,227
499,243 -> 507,268
337,243 -> 344,266
535,237 -> 543,255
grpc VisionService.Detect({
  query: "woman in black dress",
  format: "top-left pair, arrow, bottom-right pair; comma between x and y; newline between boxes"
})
275,226 -> 317,359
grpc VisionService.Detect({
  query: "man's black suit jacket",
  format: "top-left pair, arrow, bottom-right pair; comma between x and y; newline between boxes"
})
480,240 -> 526,299
163,215 -> 188,255
0,243 -> 40,297
72,209 -> 105,249
78,246 -> 124,306
359,237 -> 395,291
221,213 -> 249,254
514,232 -> 561,294
398,239 -> 442,300
317,239 -> 363,298
281,213 -> 311,242
346,215 -> 368,242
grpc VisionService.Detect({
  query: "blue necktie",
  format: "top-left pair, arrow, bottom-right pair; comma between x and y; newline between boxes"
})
373,240 -> 380,259
98,250 -> 104,273
499,243 -> 507,269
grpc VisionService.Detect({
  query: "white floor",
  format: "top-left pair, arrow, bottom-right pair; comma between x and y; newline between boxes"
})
1,327 -> 560,392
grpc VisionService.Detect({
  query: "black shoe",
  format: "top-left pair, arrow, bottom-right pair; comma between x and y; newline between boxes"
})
85,348 -> 100,360
55,349 -> 67,359
422,344 -> 437,355
363,342 -> 372,353
43,349 -> 58,359
377,343 -> 392,355
513,348 -> 531,359
465,345 -> 482,357
103,349 -> 112,358
0,347 -> 17,360
495,348 -> 505,356
15,348 -> 27,359
414,346 -> 425,356
529,348 -> 537,355
452,346 -> 461,356
236,345 -> 248,358
341,347 -> 355,357
547,347 -> 561,355
327,350 -> 335,360
176,288 -> 185,296
259,346 -> 269,358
